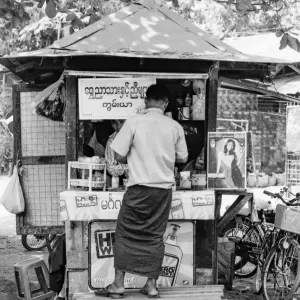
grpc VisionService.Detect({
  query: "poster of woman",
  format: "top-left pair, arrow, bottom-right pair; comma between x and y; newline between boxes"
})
207,132 -> 247,189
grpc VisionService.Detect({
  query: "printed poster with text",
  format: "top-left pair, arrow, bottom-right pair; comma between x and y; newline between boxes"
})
78,78 -> 156,120
207,132 -> 247,189
89,221 -> 194,290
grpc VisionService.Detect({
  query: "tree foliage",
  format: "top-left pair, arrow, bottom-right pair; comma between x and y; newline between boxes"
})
0,0 -> 300,55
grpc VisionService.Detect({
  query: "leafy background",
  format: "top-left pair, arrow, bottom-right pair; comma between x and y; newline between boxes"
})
1,0 -> 300,55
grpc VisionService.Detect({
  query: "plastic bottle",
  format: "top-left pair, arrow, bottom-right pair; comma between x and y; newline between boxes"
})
157,224 -> 183,287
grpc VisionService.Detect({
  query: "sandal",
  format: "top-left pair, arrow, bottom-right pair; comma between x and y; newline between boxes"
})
94,284 -> 124,299
139,287 -> 160,298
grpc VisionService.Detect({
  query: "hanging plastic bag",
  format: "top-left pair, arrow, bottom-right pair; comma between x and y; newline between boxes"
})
32,72 -> 66,122
0,166 -> 25,214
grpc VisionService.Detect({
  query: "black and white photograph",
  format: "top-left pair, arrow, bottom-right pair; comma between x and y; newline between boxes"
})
0,1 -> 300,300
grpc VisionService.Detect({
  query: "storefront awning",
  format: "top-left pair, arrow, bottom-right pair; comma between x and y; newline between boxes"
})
220,77 -> 300,104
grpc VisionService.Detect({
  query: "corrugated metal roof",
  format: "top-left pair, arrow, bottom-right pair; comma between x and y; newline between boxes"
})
51,1 -> 239,53
269,75 -> 300,94
225,32 -> 300,64
0,0 -> 292,64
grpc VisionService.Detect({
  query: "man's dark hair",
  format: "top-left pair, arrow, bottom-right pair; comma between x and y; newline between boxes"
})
146,84 -> 170,102
83,144 -> 94,157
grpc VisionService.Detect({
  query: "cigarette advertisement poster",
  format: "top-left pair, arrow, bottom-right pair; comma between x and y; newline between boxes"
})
207,132 -> 247,189
78,78 -> 156,120
88,221 -> 194,290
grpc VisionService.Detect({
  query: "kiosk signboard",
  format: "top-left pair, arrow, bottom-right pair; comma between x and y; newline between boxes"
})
78,78 -> 156,120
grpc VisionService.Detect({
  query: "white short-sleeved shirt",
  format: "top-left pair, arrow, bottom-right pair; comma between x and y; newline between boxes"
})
111,108 -> 188,189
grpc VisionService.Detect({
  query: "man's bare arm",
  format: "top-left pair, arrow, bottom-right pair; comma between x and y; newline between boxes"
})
114,151 -> 127,164
176,156 -> 188,163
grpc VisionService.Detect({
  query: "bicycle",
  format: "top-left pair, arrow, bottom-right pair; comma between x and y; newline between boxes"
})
21,234 -> 57,251
222,187 -> 300,279
260,189 -> 300,300
253,213 -> 276,294
222,209 -> 270,278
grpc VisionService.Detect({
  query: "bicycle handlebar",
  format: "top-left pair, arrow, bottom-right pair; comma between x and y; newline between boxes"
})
263,190 -> 275,197
263,190 -> 300,206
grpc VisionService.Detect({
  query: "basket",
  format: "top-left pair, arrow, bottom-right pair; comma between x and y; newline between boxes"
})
274,204 -> 300,235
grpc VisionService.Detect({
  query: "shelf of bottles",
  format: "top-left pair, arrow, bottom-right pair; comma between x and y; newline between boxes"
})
67,161 -> 107,192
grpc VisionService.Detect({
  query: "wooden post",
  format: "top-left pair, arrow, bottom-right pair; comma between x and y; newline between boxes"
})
12,85 -> 24,234
203,66 -> 219,172
65,76 -> 89,297
203,66 -> 219,284
207,67 -> 219,132
65,75 -> 78,176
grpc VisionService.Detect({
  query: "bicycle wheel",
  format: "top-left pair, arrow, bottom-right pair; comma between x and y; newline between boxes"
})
262,239 -> 300,300
21,234 -> 47,251
255,263 -> 263,294
254,228 -> 275,294
223,216 -> 262,278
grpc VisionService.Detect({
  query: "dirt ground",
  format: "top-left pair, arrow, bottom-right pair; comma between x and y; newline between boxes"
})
0,236 -> 266,300
0,236 -> 48,300
224,279 -> 263,300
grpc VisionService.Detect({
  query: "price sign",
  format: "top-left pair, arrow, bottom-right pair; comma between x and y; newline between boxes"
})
192,195 -> 213,206
76,195 -> 98,208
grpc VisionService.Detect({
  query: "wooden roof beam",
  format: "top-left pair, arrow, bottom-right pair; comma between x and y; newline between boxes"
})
219,61 -> 268,71
289,64 -> 300,75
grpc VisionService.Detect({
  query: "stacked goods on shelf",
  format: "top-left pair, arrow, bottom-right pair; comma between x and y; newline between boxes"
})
68,156 -> 107,191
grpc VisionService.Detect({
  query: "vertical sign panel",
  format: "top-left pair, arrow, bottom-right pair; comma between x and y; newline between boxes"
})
89,221 -> 194,290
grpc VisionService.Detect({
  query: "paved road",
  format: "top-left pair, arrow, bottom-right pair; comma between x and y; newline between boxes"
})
0,177 -> 16,237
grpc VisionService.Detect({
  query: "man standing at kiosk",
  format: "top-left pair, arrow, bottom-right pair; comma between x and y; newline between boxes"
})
95,83 -> 188,298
